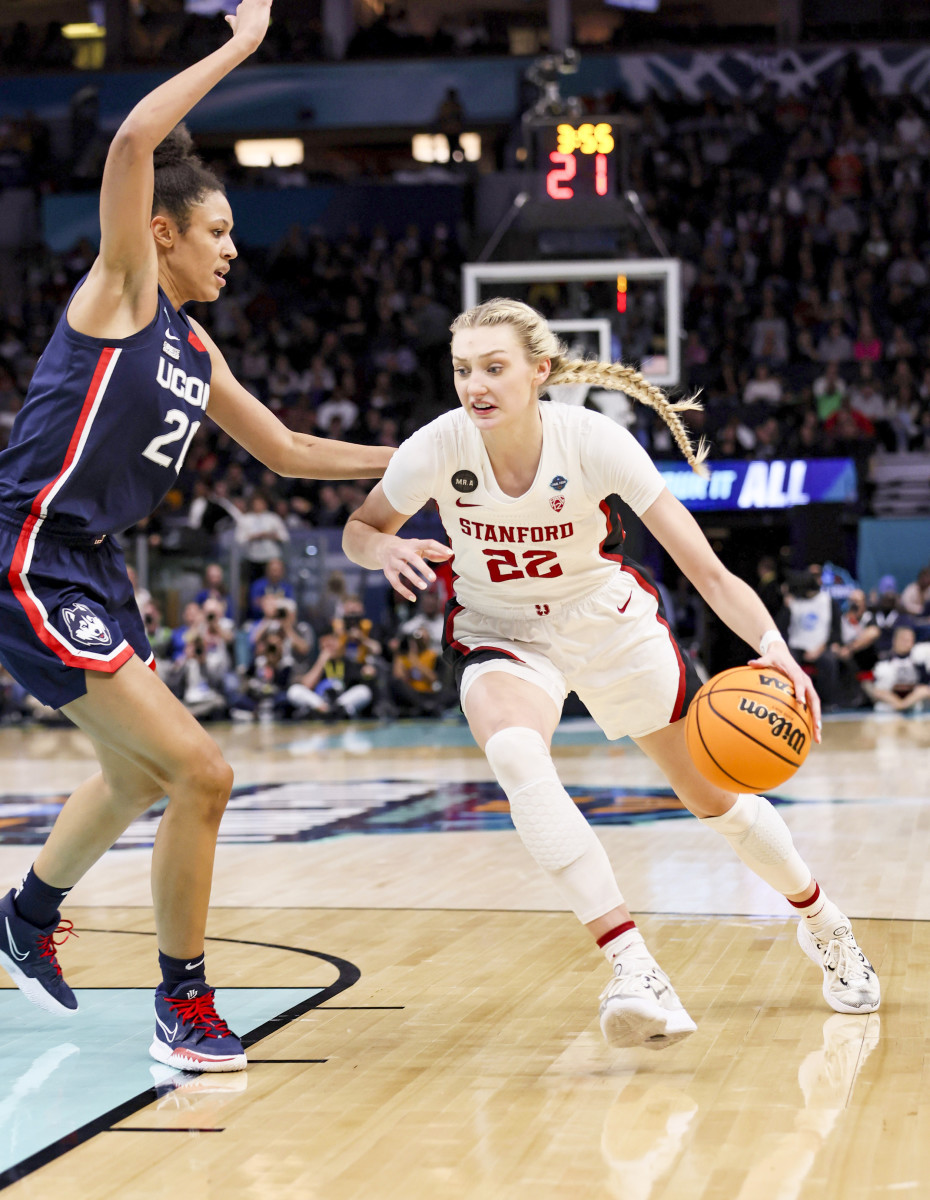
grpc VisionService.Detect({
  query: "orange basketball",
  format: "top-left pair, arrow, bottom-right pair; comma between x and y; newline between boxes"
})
684,665 -> 813,793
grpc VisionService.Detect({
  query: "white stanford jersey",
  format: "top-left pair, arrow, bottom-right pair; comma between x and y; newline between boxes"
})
381,402 -> 666,613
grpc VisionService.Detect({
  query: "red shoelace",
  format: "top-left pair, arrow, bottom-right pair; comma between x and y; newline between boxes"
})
37,920 -> 78,978
165,988 -> 233,1039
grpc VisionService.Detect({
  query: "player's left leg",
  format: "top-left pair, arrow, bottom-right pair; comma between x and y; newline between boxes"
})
57,657 -> 246,1070
464,668 -> 696,1049
634,720 -> 880,1014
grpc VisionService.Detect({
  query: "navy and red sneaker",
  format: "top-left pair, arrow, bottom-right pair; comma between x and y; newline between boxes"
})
150,980 -> 247,1073
0,888 -> 78,1015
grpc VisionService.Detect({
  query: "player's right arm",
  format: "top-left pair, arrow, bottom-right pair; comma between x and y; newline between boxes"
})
68,0 -> 272,336
344,485 -> 452,603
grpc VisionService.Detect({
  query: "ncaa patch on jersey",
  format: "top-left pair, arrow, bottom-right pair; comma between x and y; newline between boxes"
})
62,602 -> 113,646
452,470 -> 478,493
549,475 -> 568,491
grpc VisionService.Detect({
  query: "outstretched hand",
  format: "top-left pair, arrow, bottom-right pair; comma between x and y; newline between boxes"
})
747,641 -> 822,744
225,0 -> 273,50
376,537 -> 453,603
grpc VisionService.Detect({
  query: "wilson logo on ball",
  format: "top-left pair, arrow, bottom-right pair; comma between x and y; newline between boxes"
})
736,698 -> 808,754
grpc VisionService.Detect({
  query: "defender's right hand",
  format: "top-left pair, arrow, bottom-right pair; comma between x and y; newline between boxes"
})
225,0 -> 273,51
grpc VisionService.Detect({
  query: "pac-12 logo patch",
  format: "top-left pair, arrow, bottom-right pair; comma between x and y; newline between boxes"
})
549,496 -> 565,512
549,475 -> 567,491
452,470 -> 478,494
62,603 -> 112,646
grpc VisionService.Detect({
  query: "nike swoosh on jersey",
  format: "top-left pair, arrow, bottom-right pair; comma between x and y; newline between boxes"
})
455,499 -> 481,508
618,596 -> 631,615
5,917 -> 30,961
163,307 -> 180,340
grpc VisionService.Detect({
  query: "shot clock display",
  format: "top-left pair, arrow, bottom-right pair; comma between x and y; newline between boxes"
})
537,122 -> 616,201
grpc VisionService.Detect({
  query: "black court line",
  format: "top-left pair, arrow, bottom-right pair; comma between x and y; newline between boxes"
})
0,930 -> 360,1191
106,1128 -> 225,1133
316,1004 -> 405,1010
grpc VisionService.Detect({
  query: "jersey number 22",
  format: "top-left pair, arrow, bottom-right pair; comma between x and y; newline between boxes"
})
483,548 -> 563,582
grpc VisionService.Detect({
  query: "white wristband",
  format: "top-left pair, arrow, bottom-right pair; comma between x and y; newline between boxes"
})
758,629 -> 785,656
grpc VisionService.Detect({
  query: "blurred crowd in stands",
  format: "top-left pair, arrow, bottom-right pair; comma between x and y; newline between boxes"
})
766,557 -> 930,714
2,549 -> 928,726
0,62 -> 928,724
615,65 -> 930,471
0,6 -> 516,74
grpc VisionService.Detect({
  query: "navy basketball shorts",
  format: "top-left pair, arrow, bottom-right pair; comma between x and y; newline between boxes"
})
0,517 -> 152,710
443,568 -> 702,740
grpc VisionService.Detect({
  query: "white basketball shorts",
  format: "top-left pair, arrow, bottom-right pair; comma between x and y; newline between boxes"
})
443,566 -> 701,740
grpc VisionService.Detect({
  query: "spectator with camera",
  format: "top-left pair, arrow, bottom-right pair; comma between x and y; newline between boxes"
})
830,588 -> 881,707
248,592 -> 314,669
172,619 -> 229,722
195,562 -> 235,619
286,596 -> 384,720
777,566 -> 843,709
388,628 -> 456,719
230,628 -> 298,722
247,555 -> 296,620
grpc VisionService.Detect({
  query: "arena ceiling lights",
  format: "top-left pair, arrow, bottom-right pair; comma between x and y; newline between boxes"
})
234,139 -> 305,169
412,134 -> 482,164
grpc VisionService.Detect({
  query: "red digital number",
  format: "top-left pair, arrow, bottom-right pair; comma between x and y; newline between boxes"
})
595,153 -> 608,196
483,548 -> 563,582
546,151 -> 576,200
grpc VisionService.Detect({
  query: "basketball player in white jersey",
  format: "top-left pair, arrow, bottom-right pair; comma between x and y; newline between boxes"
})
343,298 -> 879,1049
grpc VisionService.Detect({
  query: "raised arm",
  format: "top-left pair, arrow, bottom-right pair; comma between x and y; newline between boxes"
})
343,484 -> 452,602
193,319 -> 394,480
640,487 -> 822,739
69,0 -> 271,332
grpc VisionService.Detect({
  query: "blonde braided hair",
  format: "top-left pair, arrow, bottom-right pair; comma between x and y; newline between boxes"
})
451,297 -> 710,478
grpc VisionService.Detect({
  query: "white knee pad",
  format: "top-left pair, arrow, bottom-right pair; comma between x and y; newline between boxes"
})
484,727 -> 624,923
700,792 -> 811,896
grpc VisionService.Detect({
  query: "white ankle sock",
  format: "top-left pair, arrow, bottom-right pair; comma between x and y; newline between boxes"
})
601,928 -> 648,969
792,883 -> 850,940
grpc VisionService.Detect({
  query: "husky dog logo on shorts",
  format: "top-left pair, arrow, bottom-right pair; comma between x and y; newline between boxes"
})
62,603 -> 112,647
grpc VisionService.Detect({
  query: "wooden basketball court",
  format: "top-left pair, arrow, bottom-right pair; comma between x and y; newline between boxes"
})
0,710 -> 927,1199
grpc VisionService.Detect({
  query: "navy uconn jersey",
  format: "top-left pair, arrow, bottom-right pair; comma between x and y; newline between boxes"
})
0,282 -> 211,537
381,403 -> 666,613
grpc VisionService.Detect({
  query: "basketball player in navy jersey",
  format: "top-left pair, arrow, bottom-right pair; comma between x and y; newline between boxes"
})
0,0 -> 392,1072
344,298 -> 880,1050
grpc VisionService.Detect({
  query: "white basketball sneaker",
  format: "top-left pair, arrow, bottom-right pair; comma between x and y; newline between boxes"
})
797,920 -> 880,1014
599,954 -> 697,1050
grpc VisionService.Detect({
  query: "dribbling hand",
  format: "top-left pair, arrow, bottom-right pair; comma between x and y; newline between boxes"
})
225,0 -> 273,51
376,537 -> 453,603
747,642 -> 823,743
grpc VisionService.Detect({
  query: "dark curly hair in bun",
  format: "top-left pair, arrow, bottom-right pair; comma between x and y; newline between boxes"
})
152,123 -> 225,233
